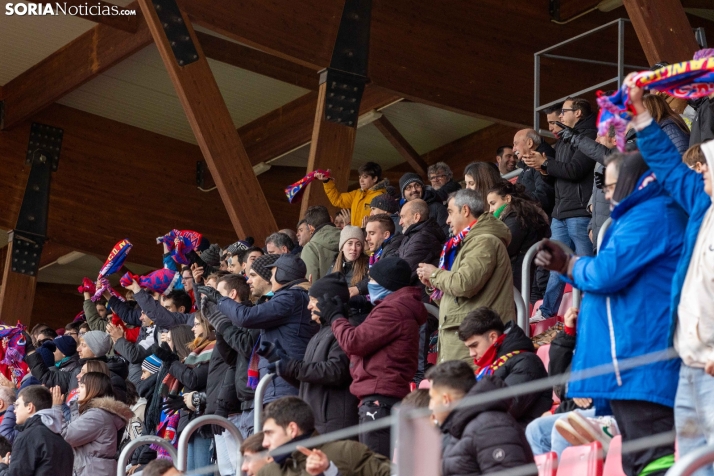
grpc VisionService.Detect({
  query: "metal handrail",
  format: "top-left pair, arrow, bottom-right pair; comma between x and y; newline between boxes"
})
175,414 -> 243,472
116,435 -> 178,476
254,373 -> 275,432
596,217 -> 613,251
666,444 -> 714,476
513,285 -> 528,337
521,242 -> 540,320
551,240 -> 582,310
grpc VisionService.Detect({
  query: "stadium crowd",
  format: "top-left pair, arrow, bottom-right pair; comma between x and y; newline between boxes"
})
1,54 -> 714,476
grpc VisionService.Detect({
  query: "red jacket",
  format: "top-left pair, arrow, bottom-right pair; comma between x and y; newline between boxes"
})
332,286 -> 427,400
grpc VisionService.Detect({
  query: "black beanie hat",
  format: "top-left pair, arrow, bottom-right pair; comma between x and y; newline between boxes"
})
369,256 -> 412,291
309,273 -> 350,303
399,172 -> 424,197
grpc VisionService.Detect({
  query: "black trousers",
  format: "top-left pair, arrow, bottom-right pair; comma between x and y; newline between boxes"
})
610,399 -> 675,476
358,395 -> 400,458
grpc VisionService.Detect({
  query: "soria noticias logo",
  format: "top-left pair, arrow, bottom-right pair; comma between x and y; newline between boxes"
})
5,2 -> 137,16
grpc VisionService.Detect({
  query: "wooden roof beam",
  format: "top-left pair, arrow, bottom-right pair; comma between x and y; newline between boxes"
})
136,0 -> 278,242
196,31 -> 319,91
1,0 -> 152,130
238,85 -> 400,166
373,115 -> 428,177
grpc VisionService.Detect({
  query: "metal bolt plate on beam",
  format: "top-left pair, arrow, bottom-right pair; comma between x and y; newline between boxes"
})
26,123 -> 63,171
152,0 -> 199,67
320,69 -> 366,127
10,231 -> 44,277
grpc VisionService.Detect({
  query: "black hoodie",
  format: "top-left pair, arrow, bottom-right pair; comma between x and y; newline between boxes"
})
491,322 -> 552,427
545,112 -> 598,220
441,376 -> 536,476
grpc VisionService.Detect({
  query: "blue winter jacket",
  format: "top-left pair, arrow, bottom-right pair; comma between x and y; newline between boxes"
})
565,176 -> 687,409
218,280 -> 318,404
637,120 -> 711,344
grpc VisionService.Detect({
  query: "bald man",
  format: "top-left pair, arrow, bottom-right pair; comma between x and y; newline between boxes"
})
513,128 -> 555,216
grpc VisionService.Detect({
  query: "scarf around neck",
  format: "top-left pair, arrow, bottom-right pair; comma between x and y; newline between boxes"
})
430,220 -> 477,300
369,235 -> 393,267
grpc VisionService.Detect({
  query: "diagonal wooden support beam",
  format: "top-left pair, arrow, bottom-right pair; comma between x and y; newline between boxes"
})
137,0 -> 277,242
0,232 -> 38,327
623,0 -> 699,64
1,1 -> 152,130
373,115 -> 428,177
299,80 -> 357,218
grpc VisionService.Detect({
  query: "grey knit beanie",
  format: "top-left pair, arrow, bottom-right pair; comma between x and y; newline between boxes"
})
339,226 -> 365,251
82,331 -> 112,357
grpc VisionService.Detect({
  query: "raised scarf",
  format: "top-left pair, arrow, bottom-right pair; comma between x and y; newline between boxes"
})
597,50 -> 714,151
430,220 -> 477,300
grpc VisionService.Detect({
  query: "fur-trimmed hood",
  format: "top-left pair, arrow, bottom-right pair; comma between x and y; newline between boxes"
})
83,396 -> 134,423
371,178 -> 391,192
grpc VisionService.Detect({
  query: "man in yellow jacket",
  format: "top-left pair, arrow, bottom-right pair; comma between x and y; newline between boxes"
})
314,162 -> 388,228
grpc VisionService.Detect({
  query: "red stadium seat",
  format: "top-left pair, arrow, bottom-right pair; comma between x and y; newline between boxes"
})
556,442 -> 603,476
535,452 -> 558,476
557,292 -> 573,318
603,436 -> 626,476
537,344 -> 551,370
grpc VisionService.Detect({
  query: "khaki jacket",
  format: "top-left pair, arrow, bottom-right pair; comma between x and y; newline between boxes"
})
301,225 -> 341,282
430,213 -> 514,367
258,438 -> 391,476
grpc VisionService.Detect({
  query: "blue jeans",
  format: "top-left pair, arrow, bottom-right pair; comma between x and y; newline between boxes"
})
187,434 -> 214,476
525,409 -> 595,457
540,217 -> 594,317
675,364 -> 714,476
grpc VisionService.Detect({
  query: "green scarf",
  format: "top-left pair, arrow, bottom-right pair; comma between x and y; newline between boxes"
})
54,356 -> 71,368
493,203 -> 508,219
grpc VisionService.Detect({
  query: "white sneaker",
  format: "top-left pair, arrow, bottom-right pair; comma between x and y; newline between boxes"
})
567,412 -> 620,452
554,418 -> 590,446
530,310 -> 547,323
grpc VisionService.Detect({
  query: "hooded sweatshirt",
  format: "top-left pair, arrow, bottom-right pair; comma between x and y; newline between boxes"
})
675,140 -> 714,368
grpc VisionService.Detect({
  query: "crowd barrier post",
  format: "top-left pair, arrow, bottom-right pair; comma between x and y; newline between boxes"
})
666,444 -> 714,476
117,435 -> 178,476
596,217 -> 613,252
175,414 -> 243,473
521,242 -> 541,325
254,373 -> 275,432
513,285 -> 528,337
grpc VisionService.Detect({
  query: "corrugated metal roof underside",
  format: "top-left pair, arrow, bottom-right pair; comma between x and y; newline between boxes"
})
272,102 -> 493,170
0,0 -> 135,85
57,44 -> 310,144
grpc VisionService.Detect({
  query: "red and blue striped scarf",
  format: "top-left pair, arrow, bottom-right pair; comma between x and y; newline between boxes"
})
430,220 -> 477,300
248,335 -> 262,389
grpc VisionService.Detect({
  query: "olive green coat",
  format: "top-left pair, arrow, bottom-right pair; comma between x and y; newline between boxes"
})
430,213 -> 515,367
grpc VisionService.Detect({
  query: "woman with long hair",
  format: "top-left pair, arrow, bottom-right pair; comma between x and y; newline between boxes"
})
464,162 -> 503,203
154,317 -> 216,475
487,181 -> 551,291
642,94 -> 690,154
330,226 -> 369,288
55,372 -> 134,476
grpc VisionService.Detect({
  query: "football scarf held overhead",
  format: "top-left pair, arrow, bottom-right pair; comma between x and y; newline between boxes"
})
157,229 -> 204,266
430,220 -> 477,300
597,50 -> 714,151
92,239 -> 132,301
285,169 -> 331,203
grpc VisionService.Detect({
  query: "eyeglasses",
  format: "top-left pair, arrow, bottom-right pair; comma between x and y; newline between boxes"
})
66,332 -> 78,337
79,331 -> 88,337
404,183 -> 422,192
429,174 -> 447,182
560,108 -> 575,115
